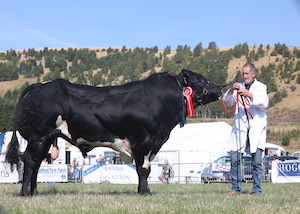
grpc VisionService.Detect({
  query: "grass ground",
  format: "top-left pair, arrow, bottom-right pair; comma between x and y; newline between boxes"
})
0,182 -> 299,214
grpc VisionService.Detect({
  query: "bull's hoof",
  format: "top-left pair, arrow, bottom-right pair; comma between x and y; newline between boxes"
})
31,188 -> 38,196
20,188 -> 38,196
138,188 -> 151,195
20,190 -> 30,197
139,191 -> 151,195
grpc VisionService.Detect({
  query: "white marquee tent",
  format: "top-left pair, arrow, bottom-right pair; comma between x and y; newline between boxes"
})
161,121 -> 231,155
149,122 -> 232,183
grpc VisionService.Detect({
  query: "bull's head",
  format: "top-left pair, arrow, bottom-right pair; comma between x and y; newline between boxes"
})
177,69 -> 222,107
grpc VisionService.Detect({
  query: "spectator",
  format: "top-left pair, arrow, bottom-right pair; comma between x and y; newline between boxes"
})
84,156 -> 90,165
113,153 -> 122,164
267,150 -> 273,157
72,158 -> 79,168
158,160 -> 172,184
71,158 -> 80,182
96,154 -> 106,165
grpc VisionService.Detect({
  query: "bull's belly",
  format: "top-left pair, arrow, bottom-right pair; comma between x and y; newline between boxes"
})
76,137 -> 133,157
55,115 -> 133,157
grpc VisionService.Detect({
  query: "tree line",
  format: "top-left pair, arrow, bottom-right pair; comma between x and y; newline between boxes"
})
1,42 -> 300,131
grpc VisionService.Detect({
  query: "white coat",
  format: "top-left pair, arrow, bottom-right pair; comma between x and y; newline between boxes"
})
222,79 -> 269,154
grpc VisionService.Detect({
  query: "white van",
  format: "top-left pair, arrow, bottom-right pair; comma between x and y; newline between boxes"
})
265,142 -> 285,156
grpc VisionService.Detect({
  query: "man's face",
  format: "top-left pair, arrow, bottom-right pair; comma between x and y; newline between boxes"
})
242,66 -> 256,85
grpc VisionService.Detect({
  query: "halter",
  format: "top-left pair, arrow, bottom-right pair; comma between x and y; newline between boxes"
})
196,80 -> 213,104
176,78 -> 211,104
176,77 -> 212,127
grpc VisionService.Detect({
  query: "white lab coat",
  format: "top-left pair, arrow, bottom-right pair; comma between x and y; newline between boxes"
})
222,79 -> 269,154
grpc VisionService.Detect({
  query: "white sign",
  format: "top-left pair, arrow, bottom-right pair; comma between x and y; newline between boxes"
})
271,160 -> 300,183
0,163 -> 19,183
37,164 -> 68,183
82,164 -> 138,184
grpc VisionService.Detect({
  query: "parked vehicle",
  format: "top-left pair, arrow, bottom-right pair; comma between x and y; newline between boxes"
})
202,155 -> 299,183
292,151 -> 300,158
201,155 -> 252,183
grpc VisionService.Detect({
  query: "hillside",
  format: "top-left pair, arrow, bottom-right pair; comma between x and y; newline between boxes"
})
2,46 -> 300,110
1,45 -> 300,152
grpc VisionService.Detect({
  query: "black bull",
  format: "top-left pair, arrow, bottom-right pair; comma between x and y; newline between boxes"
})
6,69 -> 222,196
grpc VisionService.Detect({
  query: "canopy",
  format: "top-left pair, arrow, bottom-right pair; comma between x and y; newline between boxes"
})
160,121 -> 231,154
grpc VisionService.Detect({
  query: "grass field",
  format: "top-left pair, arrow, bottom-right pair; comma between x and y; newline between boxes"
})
0,182 -> 299,214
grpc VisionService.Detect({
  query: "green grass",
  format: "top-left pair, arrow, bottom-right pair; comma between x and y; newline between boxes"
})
0,182 -> 299,214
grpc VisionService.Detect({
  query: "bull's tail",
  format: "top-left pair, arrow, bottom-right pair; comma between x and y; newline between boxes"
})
5,128 -> 20,171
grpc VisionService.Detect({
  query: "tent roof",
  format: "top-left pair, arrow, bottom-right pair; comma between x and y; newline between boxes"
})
160,121 -> 231,152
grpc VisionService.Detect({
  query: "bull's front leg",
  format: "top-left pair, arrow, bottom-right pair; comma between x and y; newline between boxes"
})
30,162 -> 42,195
135,153 -> 152,194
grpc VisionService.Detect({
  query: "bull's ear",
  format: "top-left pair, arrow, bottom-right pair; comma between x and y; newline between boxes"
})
179,69 -> 190,86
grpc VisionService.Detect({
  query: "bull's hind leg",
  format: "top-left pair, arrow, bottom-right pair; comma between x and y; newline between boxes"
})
21,130 -> 61,196
21,142 -> 44,196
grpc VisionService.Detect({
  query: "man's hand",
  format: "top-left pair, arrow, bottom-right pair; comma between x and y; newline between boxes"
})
237,88 -> 253,100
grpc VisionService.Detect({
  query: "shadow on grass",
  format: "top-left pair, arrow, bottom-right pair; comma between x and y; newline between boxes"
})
15,186 -> 153,197
12,184 -> 256,197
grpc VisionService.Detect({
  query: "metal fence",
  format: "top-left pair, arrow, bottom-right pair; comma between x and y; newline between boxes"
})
171,162 -> 206,184
199,160 -> 272,184
65,160 -> 273,184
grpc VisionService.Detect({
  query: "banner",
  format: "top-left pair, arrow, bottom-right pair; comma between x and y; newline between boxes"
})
37,164 -> 68,183
0,163 -> 19,183
82,164 -> 138,184
212,162 -> 230,173
271,160 -> 300,183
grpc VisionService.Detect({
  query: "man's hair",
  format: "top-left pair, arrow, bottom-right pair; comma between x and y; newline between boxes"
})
243,63 -> 256,73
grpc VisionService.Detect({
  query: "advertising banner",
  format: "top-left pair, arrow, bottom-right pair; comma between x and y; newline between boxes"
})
271,160 -> 300,183
37,164 -> 68,183
82,164 -> 138,184
212,162 -> 231,173
0,163 -> 19,183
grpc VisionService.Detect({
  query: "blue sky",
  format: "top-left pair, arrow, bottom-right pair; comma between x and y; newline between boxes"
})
1,0 -> 300,52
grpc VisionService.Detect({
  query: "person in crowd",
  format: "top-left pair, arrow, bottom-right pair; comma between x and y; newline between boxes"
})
158,159 -> 172,184
97,154 -> 106,165
112,153 -> 122,164
267,150 -> 273,157
222,63 -> 269,195
72,158 -> 79,168
71,158 -> 80,182
84,156 -> 90,165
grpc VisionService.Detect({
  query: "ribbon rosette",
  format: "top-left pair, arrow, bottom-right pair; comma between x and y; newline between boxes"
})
183,87 -> 195,116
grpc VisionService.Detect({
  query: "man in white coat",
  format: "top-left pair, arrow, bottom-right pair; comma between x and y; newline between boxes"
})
222,63 -> 269,195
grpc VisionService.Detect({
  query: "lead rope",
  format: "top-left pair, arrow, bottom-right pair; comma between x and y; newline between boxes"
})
221,93 -> 253,119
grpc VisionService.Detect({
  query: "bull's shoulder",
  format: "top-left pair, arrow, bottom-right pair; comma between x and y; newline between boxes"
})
145,72 -> 175,82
